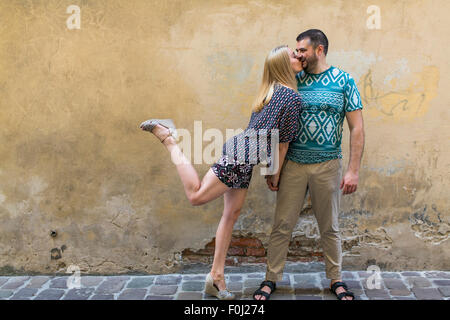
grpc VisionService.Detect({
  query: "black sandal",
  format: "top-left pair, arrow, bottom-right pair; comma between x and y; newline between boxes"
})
330,281 -> 355,300
253,280 -> 276,300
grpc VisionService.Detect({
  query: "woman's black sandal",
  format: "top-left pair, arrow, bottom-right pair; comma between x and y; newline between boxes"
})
253,280 -> 276,300
330,281 -> 355,300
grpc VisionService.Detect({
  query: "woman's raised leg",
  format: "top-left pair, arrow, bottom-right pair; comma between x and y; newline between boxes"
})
146,123 -> 230,205
210,188 -> 248,291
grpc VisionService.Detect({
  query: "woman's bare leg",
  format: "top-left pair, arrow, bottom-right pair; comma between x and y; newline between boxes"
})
210,188 -> 248,290
148,124 -> 229,205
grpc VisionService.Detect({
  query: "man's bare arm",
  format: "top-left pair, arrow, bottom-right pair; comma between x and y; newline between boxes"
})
340,109 -> 365,194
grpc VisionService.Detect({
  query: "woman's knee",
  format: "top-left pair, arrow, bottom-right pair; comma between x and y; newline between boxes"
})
188,193 -> 205,206
222,207 -> 242,222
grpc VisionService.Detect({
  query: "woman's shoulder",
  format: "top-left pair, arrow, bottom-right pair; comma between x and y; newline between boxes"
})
275,85 -> 301,105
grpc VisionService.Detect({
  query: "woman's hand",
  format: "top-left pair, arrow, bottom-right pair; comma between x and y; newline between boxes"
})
266,174 -> 280,191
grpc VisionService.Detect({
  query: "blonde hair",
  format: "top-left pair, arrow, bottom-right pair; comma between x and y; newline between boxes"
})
252,45 -> 297,112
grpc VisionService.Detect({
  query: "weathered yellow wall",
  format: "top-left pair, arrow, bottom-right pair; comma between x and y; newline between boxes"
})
0,0 -> 448,274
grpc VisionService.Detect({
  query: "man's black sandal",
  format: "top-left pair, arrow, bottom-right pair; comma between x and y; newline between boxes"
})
253,280 -> 276,300
330,281 -> 355,300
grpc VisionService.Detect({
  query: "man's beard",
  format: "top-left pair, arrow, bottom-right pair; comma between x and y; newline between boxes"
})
304,54 -> 318,73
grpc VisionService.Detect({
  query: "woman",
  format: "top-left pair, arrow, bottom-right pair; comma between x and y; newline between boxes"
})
139,45 -> 303,300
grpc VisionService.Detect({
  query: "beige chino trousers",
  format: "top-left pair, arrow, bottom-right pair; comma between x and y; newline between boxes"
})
265,158 -> 343,281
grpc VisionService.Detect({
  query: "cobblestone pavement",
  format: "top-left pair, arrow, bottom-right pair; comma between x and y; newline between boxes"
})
1,269 -> 449,300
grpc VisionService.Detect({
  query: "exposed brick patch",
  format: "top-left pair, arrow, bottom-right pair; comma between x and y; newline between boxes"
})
245,248 -> 266,257
230,238 -> 263,248
182,236 -> 325,265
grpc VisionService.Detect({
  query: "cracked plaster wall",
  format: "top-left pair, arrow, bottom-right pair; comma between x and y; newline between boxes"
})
0,0 -> 449,274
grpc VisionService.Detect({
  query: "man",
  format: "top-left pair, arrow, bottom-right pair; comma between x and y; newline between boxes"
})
254,29 -> 365,300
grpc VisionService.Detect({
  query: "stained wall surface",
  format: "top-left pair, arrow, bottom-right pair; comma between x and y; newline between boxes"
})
0,0 -> 448,274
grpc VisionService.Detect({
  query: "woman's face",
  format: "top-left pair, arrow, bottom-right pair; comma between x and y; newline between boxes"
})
288,47 -> 303,73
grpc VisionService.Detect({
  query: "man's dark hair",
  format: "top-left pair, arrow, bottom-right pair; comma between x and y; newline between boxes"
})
296,29 -> 329,55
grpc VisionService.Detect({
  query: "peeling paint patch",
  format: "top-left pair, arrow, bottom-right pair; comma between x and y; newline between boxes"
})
292,216 -> 320,239
341,227 -> 393,255
409,206 -> 450,245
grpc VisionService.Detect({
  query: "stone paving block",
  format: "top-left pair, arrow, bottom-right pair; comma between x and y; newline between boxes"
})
228,275 -> 242,282
438,286 -> 450,297
278,274 -> 291,286
294,295 -> 322,300
389,289 -> 413,296
432,280 -> 450,286
34,289 -> 65,300
117,289 -> 147,300
412,287 -> 443,300
321,279 -> 330,289
145,295 -> 174,300
357,271 -> 371,278
293,274 -> 321,294
247,273 -> 264,279
27,276 -> 51,288
2,277 -> 29,290
343,280 -> 363,289
80,276 -> 104,287
275,284 -> 294,294
342,272 -> 357,279
127,277 -> 154,288
10,288 -> 39,300
364,289 -> 391,299
406,277 -> 431,288
63,288 -> 95,300
383,278 -> 408,290
225,265 -> 266,274
149,285 -> 178,295
49,277 -> 69,289
0,290 -> 13,299
181,281 -> 205,291
90,294 -> 114,300
154,275 -> 182,285
401,272 -> 422,277
183,275 -> 205,281
381,272 -> 401,279
349,289 -> 364,297
177,292 -> 203,300
244,278 -> 264,288
0,278 -> 9,287
393,296 -> 416,300
424,271 -> 450,279
228,282 -> 243,292
95,278 -> 129,294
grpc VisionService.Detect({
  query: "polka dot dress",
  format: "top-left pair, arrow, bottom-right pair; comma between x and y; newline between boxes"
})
211,84 -> 302,188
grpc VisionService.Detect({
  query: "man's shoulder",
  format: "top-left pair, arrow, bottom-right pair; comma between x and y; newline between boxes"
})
329,66 -> 352,81
329,66 -> 361,86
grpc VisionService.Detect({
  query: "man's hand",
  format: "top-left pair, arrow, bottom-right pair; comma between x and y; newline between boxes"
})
340,170 -> 359,195
265,174 -> 280,191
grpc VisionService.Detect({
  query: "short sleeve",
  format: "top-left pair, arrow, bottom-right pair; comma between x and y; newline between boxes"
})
344,76 -> 363,113
278,93 -> 301,143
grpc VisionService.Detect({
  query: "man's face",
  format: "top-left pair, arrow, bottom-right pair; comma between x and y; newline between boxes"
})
295,38 -> 318,73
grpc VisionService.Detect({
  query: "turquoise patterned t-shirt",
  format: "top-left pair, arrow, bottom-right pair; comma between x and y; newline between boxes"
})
286,66 -> 363,164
